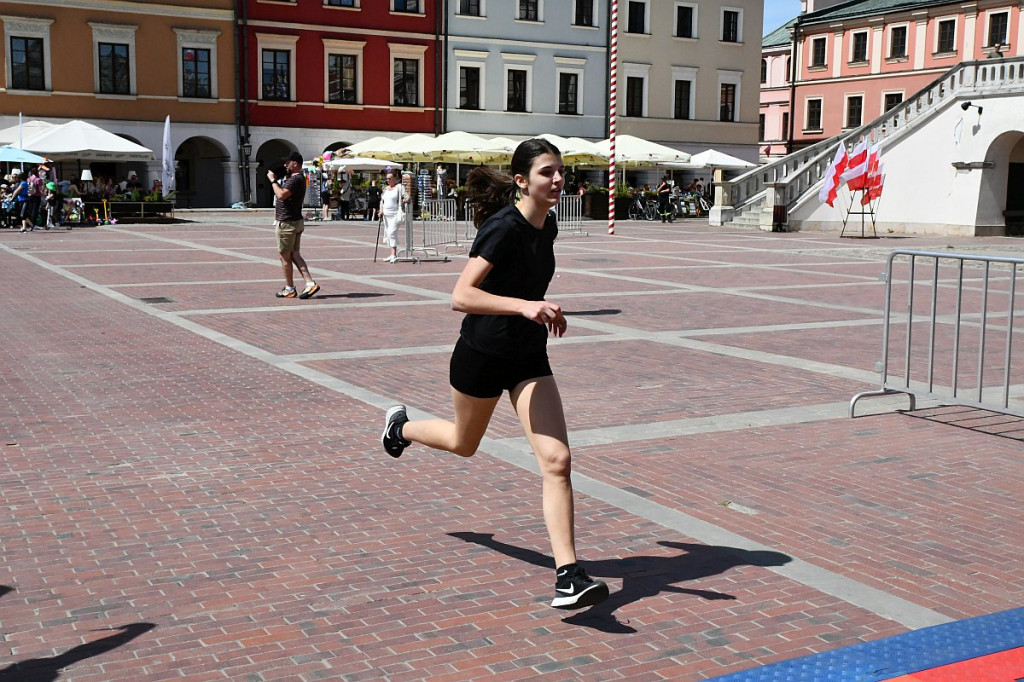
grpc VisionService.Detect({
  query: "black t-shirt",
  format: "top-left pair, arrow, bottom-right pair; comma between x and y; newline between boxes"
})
460,204 -> 558,358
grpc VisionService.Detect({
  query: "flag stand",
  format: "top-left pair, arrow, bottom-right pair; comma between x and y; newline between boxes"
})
840,189 -> 878,239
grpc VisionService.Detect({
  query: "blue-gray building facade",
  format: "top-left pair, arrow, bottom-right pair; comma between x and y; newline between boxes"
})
445,1 -> 608,139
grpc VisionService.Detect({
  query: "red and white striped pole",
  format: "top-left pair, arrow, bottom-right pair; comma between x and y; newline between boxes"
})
607,0 -> 618,235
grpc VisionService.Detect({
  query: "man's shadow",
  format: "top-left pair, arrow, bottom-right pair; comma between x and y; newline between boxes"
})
0,623 -> 156,681
449,533 -> 791,633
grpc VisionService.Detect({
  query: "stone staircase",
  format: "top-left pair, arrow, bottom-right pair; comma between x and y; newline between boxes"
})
713,57 -> 1024,231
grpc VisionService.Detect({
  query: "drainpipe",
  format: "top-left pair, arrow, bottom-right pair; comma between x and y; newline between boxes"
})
233,0 -> 245,203
434,0 -> 443,134
441,0 -> 448,133
787,20 -> 799,154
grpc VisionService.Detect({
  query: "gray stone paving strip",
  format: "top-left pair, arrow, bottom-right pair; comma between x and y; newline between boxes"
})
479,436 -> 953,631
2,238 -> 955,632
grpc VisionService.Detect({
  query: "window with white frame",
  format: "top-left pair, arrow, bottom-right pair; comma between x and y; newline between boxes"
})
622,62 -> 649,117
175,29 -> 219,99
805,97 -> 822,130
325,0 -> 357,6
888,25 -> 908,59
4,16 -> 52,92
850,30 -> 868,62
455,49 -> 486,109
626,1 -> 648,34
324,39 -> 364,105
458,0 -> 483,17
90,22 -> 137,96
986,10 -> 1009,47
883,91 -> 903,112
459,65 -> 482,109
556,67 -> 583,115
810,36 -> 827,66
573,0 -> 596,27
392,0 -> 420,13
389,42 -> 427,107
935,17 -> 956,53
671,66 -> 696,120
517,0 -> 542,22
845,94 -> 863,128
257,33 -> 297,102
721,7 -> 742,43
505,67 -> 529,111
674,3 -> 697,38
760,59 -> 767,83
718,70 -> 741,122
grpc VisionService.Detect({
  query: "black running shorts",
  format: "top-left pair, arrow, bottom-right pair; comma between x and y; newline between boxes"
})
449,337 -> 553,399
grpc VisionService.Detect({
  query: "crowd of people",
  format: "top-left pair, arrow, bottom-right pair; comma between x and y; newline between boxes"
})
1,165 -> 169,230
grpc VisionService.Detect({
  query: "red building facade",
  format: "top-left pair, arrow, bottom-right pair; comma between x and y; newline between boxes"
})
239,0 -> 441,204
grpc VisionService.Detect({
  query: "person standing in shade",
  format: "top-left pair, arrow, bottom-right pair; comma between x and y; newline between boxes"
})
338,177 -> 352,220
657,175 -> 673,222
380,138 -> 609,611
378,171 -> 408,264
364,178 -> 381,222
268,152 -> 320,299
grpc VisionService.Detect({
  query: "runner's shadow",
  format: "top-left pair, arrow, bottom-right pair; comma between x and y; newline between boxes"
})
0,623 -> 156,682
0,586 -> 12,599
449,533 -> 791,634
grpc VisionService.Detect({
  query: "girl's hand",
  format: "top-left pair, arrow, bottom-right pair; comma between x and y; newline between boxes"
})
521,300 -> 567,337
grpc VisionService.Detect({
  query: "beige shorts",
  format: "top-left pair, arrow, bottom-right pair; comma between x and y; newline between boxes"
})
276,218 -> 304,253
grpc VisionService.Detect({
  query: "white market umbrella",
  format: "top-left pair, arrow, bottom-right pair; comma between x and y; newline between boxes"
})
392,131 -> 508,164
0,119 -> 55,146
322,157 -> 402,173
667,148 -> 755,171
342,136 -> 400,159
20,120 -> 154,161
594,134 -> 689,167
537,133 -> 608,167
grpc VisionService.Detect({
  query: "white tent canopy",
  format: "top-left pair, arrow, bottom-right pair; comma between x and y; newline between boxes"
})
20,120 -> 154,161
0,120 -> 55,147
313,157 -> 402,172
594,135 -> 690,167
667,149 -> 755,171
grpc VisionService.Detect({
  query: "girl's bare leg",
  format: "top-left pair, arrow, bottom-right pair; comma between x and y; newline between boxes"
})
510,376 -> 576,569
402,388 -> 499,457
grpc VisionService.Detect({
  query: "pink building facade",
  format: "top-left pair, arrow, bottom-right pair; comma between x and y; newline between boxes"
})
764,0 -> 1023,152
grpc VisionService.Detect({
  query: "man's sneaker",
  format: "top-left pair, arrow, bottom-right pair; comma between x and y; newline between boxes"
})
299,281 -> 321,299
551,564 -> 609,610
275,287 -> 297,298
381,405 -> 411,458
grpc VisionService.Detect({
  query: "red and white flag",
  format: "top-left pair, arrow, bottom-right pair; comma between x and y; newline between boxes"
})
840,140 -> 871,191
818,143 -> 849,207
861,163 -> 885,205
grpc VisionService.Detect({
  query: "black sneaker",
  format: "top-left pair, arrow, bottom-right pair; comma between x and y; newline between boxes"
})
551,564 -> 609,610
381,405 -> 411,458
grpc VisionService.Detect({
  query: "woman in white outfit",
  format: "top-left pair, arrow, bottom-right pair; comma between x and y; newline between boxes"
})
379,171 -> 408,263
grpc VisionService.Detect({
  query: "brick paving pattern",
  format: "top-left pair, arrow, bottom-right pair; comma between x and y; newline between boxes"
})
1,215 -> 1022,681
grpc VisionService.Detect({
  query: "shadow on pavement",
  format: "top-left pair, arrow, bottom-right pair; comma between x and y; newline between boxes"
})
313,292 -> 392,300
0,586 -> 11,599
0,623 -> 156,682
564,309 -> 622,316
449,533 -> 791,634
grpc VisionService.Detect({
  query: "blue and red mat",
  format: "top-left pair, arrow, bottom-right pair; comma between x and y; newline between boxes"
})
711,607 -> 1024,682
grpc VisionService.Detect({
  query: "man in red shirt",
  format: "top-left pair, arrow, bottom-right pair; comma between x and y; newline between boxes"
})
268,152 -> 320,299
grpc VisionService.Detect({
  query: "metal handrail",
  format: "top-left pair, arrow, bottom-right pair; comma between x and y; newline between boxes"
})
850,249 -> 1023,417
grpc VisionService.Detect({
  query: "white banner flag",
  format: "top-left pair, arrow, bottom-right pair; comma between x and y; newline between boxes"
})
161,115 -> 175,193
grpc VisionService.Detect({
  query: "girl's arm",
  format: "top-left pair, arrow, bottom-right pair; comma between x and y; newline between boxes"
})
452,256 -> 566,337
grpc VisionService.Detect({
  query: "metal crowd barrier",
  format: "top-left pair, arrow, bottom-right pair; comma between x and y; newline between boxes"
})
556,194 -> 588,236
850,249 -> 1024,418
